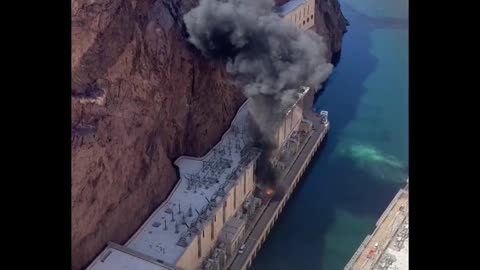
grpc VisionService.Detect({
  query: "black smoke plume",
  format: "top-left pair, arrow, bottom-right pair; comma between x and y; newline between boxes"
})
184,0 -> 333,187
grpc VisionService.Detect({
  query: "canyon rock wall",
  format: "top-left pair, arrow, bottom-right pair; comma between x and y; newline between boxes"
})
71,0 -> 347,269
314,0 -> 349,60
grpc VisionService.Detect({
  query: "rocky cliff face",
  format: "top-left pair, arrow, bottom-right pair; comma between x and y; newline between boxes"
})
71,0 -> 347,269
313,0 -> 349,60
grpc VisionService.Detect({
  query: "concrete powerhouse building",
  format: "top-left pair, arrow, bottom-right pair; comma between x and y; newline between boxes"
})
277,0 -> 316,30
87,88 -> 312,270
86,1 -> 317,269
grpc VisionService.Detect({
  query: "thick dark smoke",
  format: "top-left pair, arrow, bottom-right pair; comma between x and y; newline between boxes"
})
184,0 -> 333,187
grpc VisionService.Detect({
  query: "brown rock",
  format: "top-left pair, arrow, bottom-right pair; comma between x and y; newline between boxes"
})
313,0 -> 349,60
71,0 -> 347,269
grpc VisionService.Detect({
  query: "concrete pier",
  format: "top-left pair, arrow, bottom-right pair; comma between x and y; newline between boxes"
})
227,111 -> 329,270
344,182 -> 409,270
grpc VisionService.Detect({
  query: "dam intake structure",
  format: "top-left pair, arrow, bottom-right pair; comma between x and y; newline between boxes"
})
86,86 -> 329,270
85,1 -> 332,269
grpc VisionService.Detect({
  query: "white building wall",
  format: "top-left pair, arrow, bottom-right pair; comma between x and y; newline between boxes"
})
227,188 -> 236,218
246,164 -> 254,196
235,180 -> 242,210
286,111 -> 292,136
282,0 -> 316,30
176,164 -> 257,269
213,206 -> 223,236
276,102 -> 304,149
292,105 -> 303,132
176,234 -> 199,270
278,119 -> 285,147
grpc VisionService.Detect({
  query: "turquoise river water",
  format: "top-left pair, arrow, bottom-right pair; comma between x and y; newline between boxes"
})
250,0 -> 408,269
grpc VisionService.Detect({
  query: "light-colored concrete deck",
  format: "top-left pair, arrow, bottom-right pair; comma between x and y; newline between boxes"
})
346,188 -> 409,270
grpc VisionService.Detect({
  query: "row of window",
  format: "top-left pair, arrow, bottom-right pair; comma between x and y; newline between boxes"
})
293,4 -> 314,25
298,14 -> 314,26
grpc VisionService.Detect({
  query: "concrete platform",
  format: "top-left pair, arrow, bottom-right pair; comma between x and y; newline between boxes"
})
344,185 -> 409,270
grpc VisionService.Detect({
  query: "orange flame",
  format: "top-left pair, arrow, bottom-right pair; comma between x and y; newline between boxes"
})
266,189 -> 274,196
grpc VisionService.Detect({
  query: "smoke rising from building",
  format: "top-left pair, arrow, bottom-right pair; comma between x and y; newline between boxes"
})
184,0 -> 333,186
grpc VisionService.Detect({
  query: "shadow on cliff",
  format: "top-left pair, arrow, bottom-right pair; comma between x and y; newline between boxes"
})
72,1 -> 135,95
251,4 -> 408,270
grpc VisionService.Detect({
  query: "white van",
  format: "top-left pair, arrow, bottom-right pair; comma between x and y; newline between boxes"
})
238,244 -> 246,254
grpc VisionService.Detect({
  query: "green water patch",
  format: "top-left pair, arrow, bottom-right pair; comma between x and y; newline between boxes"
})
337,27 -> 408,167
250,1 -> 409,269
322,208 -> 376,269
364,28 -> 409,163
335,140 -> 408,183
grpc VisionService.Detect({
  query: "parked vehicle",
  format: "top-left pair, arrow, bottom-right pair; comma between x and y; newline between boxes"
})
238,244 -> 246,254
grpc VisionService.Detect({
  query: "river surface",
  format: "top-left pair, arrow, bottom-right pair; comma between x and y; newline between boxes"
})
250,0 -> 408,269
